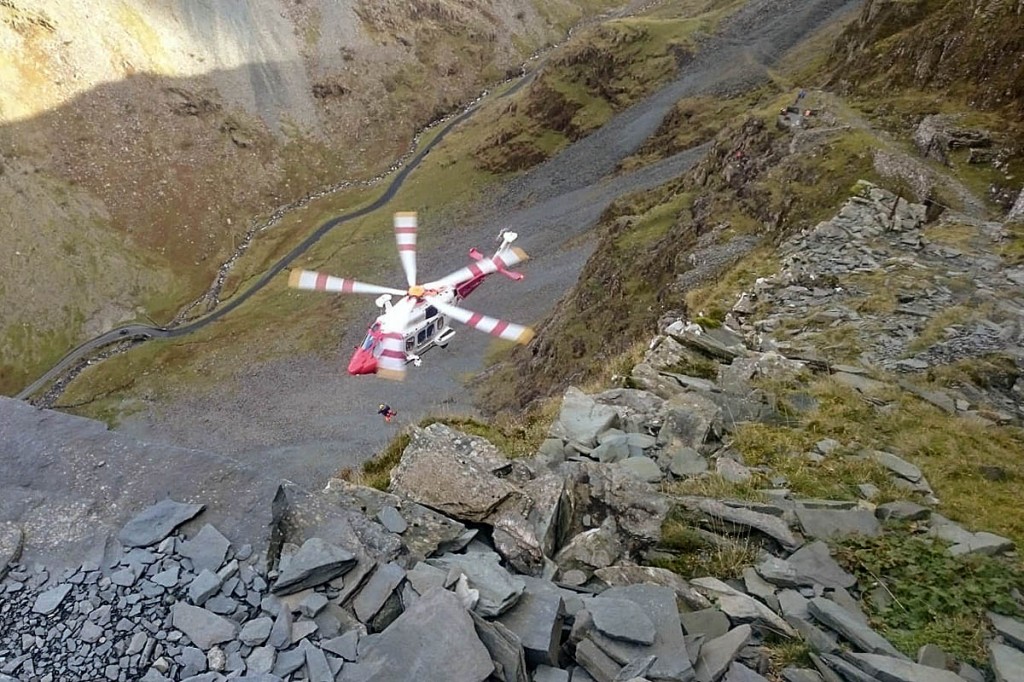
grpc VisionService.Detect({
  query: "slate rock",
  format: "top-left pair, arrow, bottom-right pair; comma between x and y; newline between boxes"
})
990,642 -> 1024,682
246,646 -> 277,675
180,525 -> 231,574
339,587 -> 493,682
588,597 -> 656,645
875,502 -> 930,522
794,508 -> 880,541
376,506 -> 408,534
988,611 -> 1024,650
497,586 -> 564,667
272,538 -> 356,595
593,565 -> 711,611
617,456 -> 664,484
300,592 -> 330,618
807,598 -> 906,659
239,617 -> 274,647
31,583 -> 73,615
694,625 -> 751,682
354,561 -> 406,624
471,612 -> 528,682
171,603 -> 238,650
390,424 -> 520,523
188,570 -> 222,606
303,641 -> 333,682
761,541 -> 856,590
534,666 -> 570,682
677,497 -> 802,552
550,387 -> 621,448
681,609 -> 731,641
691,578 -> 796,637
574,584 -> 694,682
119,499 -> 205,548
428,549 -> 525,618
846,652 -> 965,681
322,630 -> 360,661
724,661 -> 769,681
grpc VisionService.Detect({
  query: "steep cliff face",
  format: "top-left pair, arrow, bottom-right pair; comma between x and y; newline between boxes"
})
0,0 -> 625,393
828,0 -> 1024,116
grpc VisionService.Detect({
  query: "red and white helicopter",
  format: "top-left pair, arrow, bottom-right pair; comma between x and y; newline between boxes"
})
288,212 -> 534,380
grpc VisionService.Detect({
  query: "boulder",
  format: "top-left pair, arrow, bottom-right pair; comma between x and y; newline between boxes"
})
353,562 -> 406,624
489,472 -> 570,575
550,387 -> 621,448
657,393 -> 722,451
321,479 -> 467,564
339,587 -> 493,682
554,519 -> 624,575
587,597 -> 657,645
390,424 -> 520,523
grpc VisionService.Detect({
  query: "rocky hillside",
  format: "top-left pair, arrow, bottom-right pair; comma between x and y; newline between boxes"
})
827,0 -> 1024,117
0,0 -> 626,394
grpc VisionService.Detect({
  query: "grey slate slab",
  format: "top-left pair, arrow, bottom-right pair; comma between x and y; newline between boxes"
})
588,597 -> 656,645
496,585 -> 564,667
180,525 -> 231,574
352,562 -> 406,624
694,625 -> 751,682
794,508 -> 881,541
339,587 -> 493,682
272,537 -> 356,596
845,652 -> 965,682
170,603 -> 238,650
991,642 -> 1024,682
119,499 -> 205,548
807,598 -> 907,660
31,583 -> 73,615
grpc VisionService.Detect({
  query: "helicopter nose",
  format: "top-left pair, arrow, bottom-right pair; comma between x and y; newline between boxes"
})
347,349 -> 377,375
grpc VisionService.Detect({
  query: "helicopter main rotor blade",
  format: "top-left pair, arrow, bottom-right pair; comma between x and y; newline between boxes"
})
425,296 -> 535,345
376,295 -> 415,381
421,246 -> 529,290
394,212 -> 417,288
288,270 -> 406,296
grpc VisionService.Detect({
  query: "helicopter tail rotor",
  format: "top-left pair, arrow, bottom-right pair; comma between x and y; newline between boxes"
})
394,212 -> 418,288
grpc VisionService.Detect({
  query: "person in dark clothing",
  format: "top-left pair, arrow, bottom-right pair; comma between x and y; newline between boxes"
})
378,403 -> 397,423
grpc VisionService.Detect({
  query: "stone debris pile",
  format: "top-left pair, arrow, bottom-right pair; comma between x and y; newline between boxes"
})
3,356 -> 1023,682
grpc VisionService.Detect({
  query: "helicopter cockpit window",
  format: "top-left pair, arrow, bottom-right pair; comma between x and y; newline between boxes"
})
360,323 -> 381,351
425,305 -> 438,319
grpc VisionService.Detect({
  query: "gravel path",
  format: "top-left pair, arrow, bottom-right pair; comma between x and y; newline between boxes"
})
116,0 -> 862,490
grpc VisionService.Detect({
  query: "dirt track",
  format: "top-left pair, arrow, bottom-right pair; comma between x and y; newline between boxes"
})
116,0 -> 862,490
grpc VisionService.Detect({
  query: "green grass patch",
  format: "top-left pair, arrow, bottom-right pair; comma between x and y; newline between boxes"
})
835,529 -> 1024,667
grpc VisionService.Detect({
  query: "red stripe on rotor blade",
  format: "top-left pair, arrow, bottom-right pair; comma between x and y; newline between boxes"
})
395,227 -> 416,234
398,245 -> 416,251
493,255 -> 508,269
316,272 -> 329,290
492,321 -> 509,337
380,350 -> 406,360
467,313 -> 483,328
342,279 -> 354,293
468,263 -> 483,278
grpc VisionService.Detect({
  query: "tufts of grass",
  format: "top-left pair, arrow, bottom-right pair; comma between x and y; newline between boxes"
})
355,432 -> 412,491
834,529 -> 1024,667
652,514 -> 761,580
